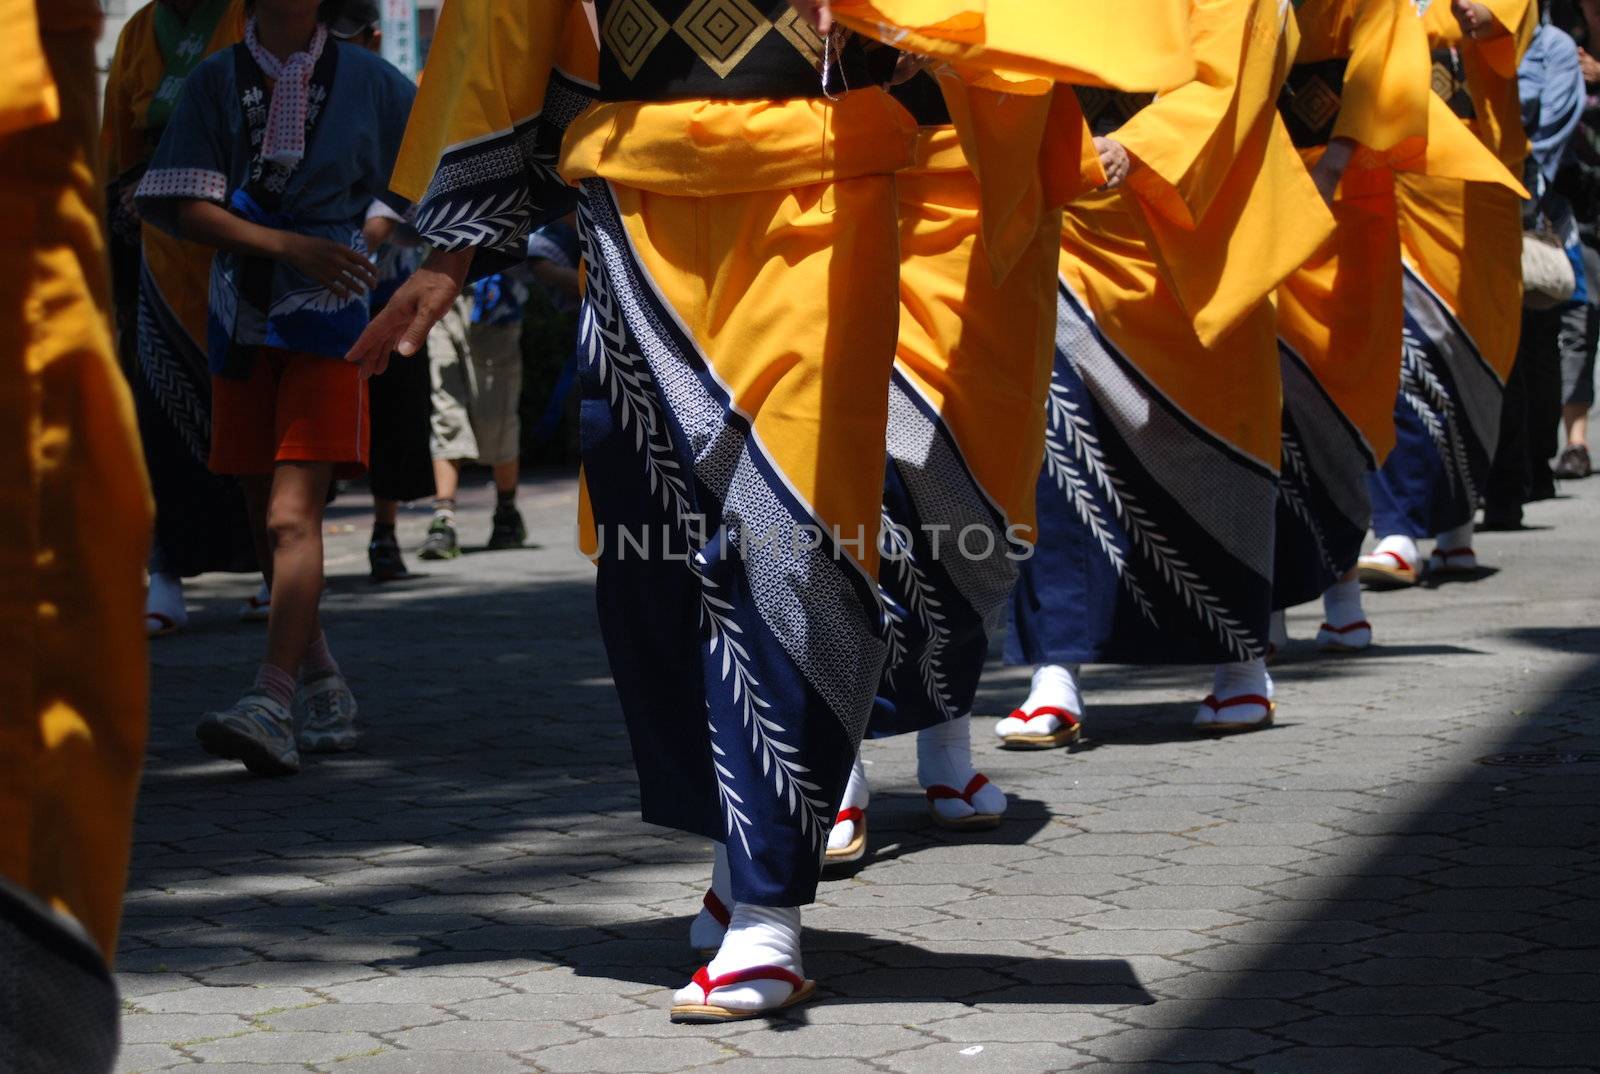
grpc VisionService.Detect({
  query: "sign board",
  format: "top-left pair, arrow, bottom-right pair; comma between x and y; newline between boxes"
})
380,0 -> 420,81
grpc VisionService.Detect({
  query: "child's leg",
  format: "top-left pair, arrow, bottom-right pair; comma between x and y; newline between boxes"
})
263,461 -> 334,676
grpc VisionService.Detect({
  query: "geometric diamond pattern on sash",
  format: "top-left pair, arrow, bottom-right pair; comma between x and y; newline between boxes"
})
1289,74 -> 1340,136
603,0 -> 672,79
673,0 -> 770,78
772,7 -> 825,70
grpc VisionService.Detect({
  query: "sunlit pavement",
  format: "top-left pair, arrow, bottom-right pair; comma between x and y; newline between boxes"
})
117,469 -> 1600,1073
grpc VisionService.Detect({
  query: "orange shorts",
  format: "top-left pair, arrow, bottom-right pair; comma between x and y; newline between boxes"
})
210,348 -> 370,477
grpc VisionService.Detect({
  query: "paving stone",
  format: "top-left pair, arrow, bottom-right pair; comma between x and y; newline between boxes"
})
1242,1047 -> 1459,1074
527,1035 -> 737,1072
115,1043 -> 192,1073
188,1030 -> 381,1064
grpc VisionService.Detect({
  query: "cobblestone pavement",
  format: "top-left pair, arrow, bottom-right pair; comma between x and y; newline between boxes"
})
118,469 -> 1600,1073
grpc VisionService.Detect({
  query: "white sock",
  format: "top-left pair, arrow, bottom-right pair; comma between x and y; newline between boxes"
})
1269,610 -> 1289,650
825,754 -> 869,853
1322,579 -> 1364,628
675,904 -> 804,1012
1435,520 -> 1474,552
1211,657 -> 1274,702
146,571 -> 188,626
918,716 -> 1007,820
688,843 -> 733,951
1371,533 -> 1421,568
1021,663 -> 1082,715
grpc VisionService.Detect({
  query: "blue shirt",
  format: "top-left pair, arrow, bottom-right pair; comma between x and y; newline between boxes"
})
138,42 -> 416,375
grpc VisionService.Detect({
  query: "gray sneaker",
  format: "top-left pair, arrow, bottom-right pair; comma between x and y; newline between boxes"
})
196,693 -> 299,776
297,672 -> 359,753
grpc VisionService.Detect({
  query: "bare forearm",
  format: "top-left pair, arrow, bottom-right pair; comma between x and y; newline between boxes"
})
175,199 -> 289,260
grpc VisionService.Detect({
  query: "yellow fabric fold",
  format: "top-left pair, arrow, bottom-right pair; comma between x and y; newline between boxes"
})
937,75 -> 1099,283
560,91 -> 919,194
1104,0 -> 1332,346
1119,0 -> 1297,231
0,0 -> 58,138
833,0 -> 1196,91
392,0 -> 595,203
1421,0 -> 1535,169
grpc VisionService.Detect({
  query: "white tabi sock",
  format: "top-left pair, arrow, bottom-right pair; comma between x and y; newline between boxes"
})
996,664 -> 1083,740
1435,520 -> 1474,552
146,571 -> 188,629
1195,658 -> 1274,726
825,754 -> 870,854
675,904 -> 804,1012
1317,577 -> 1373,650
918,716 -> 1007,821
689,842 -> 733,952
1322,579 -> 1365,629
1269,610 -> 1289,651
1371,533 -> 1421,571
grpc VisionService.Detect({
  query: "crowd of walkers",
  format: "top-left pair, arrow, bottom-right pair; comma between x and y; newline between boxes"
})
4,0 -> 1599,1054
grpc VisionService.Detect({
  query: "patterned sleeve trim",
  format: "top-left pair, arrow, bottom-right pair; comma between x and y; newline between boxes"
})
136,167 -> 229,204
414,69 -> 594,254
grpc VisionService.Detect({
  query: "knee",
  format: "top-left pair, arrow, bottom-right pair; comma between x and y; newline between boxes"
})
264,509 -> 317,552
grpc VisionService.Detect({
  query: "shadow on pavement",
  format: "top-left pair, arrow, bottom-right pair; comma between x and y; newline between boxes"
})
1128,645 -> 1600,1071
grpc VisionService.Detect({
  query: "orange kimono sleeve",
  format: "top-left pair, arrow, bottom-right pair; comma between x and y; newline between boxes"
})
831,0 -> 1197,91
0,0 -> 57,139
1118,0 -> 1335,346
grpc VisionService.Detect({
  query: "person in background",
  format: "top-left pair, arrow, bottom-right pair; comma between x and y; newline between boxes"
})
327,0 -> 435,580
0,0 -> 153,963
1485,12 -> 1585,527
136,0 -> 416,775
102,0 -> 259,637
1552,0 -> 1600,478
420,271 -> 529,559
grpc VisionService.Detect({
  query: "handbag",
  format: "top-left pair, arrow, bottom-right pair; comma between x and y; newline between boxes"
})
1523,227 -> 1577,310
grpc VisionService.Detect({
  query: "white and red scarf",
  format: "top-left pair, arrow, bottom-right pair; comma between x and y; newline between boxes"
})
243,18 -> 329,169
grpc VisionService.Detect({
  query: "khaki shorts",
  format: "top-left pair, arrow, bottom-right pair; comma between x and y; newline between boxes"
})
428,294 -> 523,466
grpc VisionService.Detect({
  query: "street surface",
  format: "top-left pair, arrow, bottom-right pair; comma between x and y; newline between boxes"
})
117,471 -> 1600,1073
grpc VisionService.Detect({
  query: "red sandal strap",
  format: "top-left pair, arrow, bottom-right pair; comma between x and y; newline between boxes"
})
835,806 -> 864,826
1376,550 -> 1414,572
1319,620 -> 1371,635
691,963 -> 806,1001
926,773 -> 991,805
1438,547 -> 1475,560
1203,693 -> 1273,713
701,890 -> 730,928
1007,705 -> 1080,728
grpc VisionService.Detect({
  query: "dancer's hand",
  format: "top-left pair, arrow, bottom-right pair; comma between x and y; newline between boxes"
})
1095,138 -> 1131,189
345,247 -> 473,379
1452,0 -> 1502,40
786,0 -> 833,33
282,234 -> 378,300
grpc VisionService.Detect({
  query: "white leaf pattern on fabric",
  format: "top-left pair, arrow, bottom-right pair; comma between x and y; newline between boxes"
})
1400,325 -> 1476,504
577,196 -> 827,855
1279,427 -> 1339,577
1046,365 -> 1257,661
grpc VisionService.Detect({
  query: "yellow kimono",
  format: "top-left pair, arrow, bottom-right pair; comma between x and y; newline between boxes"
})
871,76 -> 1061,737
1271,0 -> 1516,606
1369,0 -> 1537,541
0,0 -> 153,962
1010,0 -> 1334,669
395,0 -> 1186,907
101,1 -> 253,580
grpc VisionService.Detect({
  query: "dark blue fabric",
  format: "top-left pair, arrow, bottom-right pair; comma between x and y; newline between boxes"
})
1368,306 -> 1490,538
868,373 -> 1006,738
1007,324 -> 1272,667
576,187 -> 874,907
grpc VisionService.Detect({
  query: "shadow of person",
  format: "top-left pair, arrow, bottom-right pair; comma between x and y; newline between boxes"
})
1422,565 -> 1501,587
823,794 -> 1052,877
